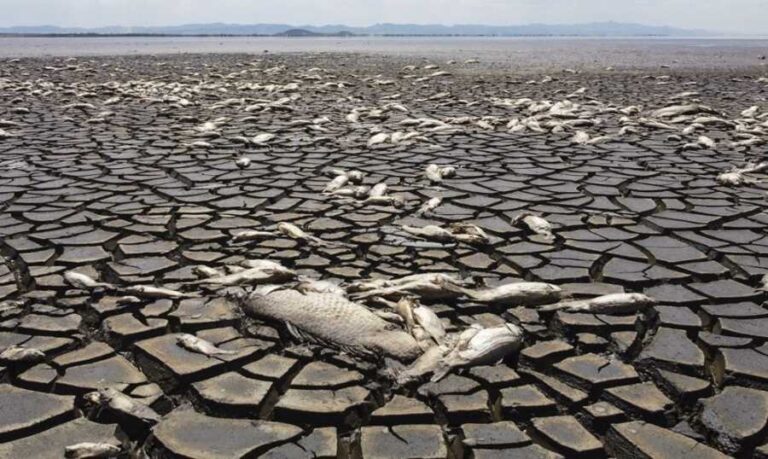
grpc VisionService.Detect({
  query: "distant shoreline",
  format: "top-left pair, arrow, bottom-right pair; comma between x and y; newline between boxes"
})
0,33 -> 746,39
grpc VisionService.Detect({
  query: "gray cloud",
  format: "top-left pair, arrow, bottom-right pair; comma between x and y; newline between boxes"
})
2,0 -> 764,34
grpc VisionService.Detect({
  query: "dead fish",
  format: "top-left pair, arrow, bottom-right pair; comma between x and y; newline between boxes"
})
193,265 -> 223,279
571,131 -> 590,145
369,183 -> 388,198
424,164 -> 457,184
83,388 -> 160,425
0,345 -> 45,364
651,104 -> 716,118
252,133 -> 275,145
431,323 -> 524,381
402,224 -> 455,242
124,285 -> 195,299
367,133 -> 390,147
448,282 -> 562,306
417,196 -> 442,216
363,195 -> 405,208
759,273 -> 768,291
64,442 -> 122,459
539,292 -> 656,314
190,265 -> 295,286
323,174 -> 349,193
741,106 -> 760,118
115,296 -> 142,305
413,304 -> 447,345
329,186 -> 370,199
64,271 -> 114,290
698,135 -> 716,149
511,212 -> 555,242
277,222 -> 345,247
232,230 -> 276,242
296,278 -> 347,296
348,273 -> 468,294
235,157 -> 251,169
717,170 -> 748,186
352,274 -> 469,301
240,290 -> 422,361
395,344 -> 451,385
448,223 -> 490,245
176,333 -> 238,356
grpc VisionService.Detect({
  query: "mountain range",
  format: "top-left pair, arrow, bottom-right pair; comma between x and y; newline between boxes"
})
0,22 -> 716,37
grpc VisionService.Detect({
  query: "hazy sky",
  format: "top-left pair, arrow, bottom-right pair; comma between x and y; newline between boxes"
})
1,0 -> 765,34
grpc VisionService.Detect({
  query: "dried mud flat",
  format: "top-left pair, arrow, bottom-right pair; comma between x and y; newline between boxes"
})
1,53 -> 768,459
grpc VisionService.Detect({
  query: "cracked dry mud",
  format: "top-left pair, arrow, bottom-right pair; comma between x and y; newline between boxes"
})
1,53 -> 768,459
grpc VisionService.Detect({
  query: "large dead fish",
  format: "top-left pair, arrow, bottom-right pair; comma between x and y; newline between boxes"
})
239,289 -> 422,361
539,292 -> 656,314
446,282 -> 562,306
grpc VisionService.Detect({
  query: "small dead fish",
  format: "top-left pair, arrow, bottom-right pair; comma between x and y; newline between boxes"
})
413,304 -> 446,345
176,333 -> 238,356
448,223 -> 490,245
124,285 -> 195,299
363,195 -> 405,208
64,271 -> 114,290
432,323 -> 524,381
296,278 -> 347,296
571,130 -> 590,145
396,344 -> 450,385
417,196 -> 442,216
367,133 -> 390,147
190,265 -> 295,286
277,222 -> 345,247
697,135 -> 716,149
449,282 -> 562,306
0,345 -> 45,364
323,174 -> 349,193
232,230 -> 276,242
115,296 -> 142,305
424,164 -> 457,184
539,292 -> 656,314
252,133 -> 276,145
64,442 -> 122,459
193,265 -> 223,279
329,186 -> 370,199
84,388 -> 160,425
511,212 -> 554,242
235,157 -> 251,168
369,183 -> 388,198
402,224 -> 455,243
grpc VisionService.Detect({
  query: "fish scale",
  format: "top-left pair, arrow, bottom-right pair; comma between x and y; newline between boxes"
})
240,290 -> 422,362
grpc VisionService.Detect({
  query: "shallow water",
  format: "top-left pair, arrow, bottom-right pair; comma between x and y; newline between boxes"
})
1,36 -> 767,70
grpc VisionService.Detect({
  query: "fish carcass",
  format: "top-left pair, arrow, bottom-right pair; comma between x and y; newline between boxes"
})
239,289 -> 422,361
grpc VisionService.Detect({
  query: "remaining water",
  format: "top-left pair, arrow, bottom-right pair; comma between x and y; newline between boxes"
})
1,36 -> 766,69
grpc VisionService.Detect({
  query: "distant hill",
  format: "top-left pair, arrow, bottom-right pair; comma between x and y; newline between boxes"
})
0,22 -> 716,37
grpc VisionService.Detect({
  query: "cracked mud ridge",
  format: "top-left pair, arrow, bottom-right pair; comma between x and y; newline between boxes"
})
1,53 -> 768,459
